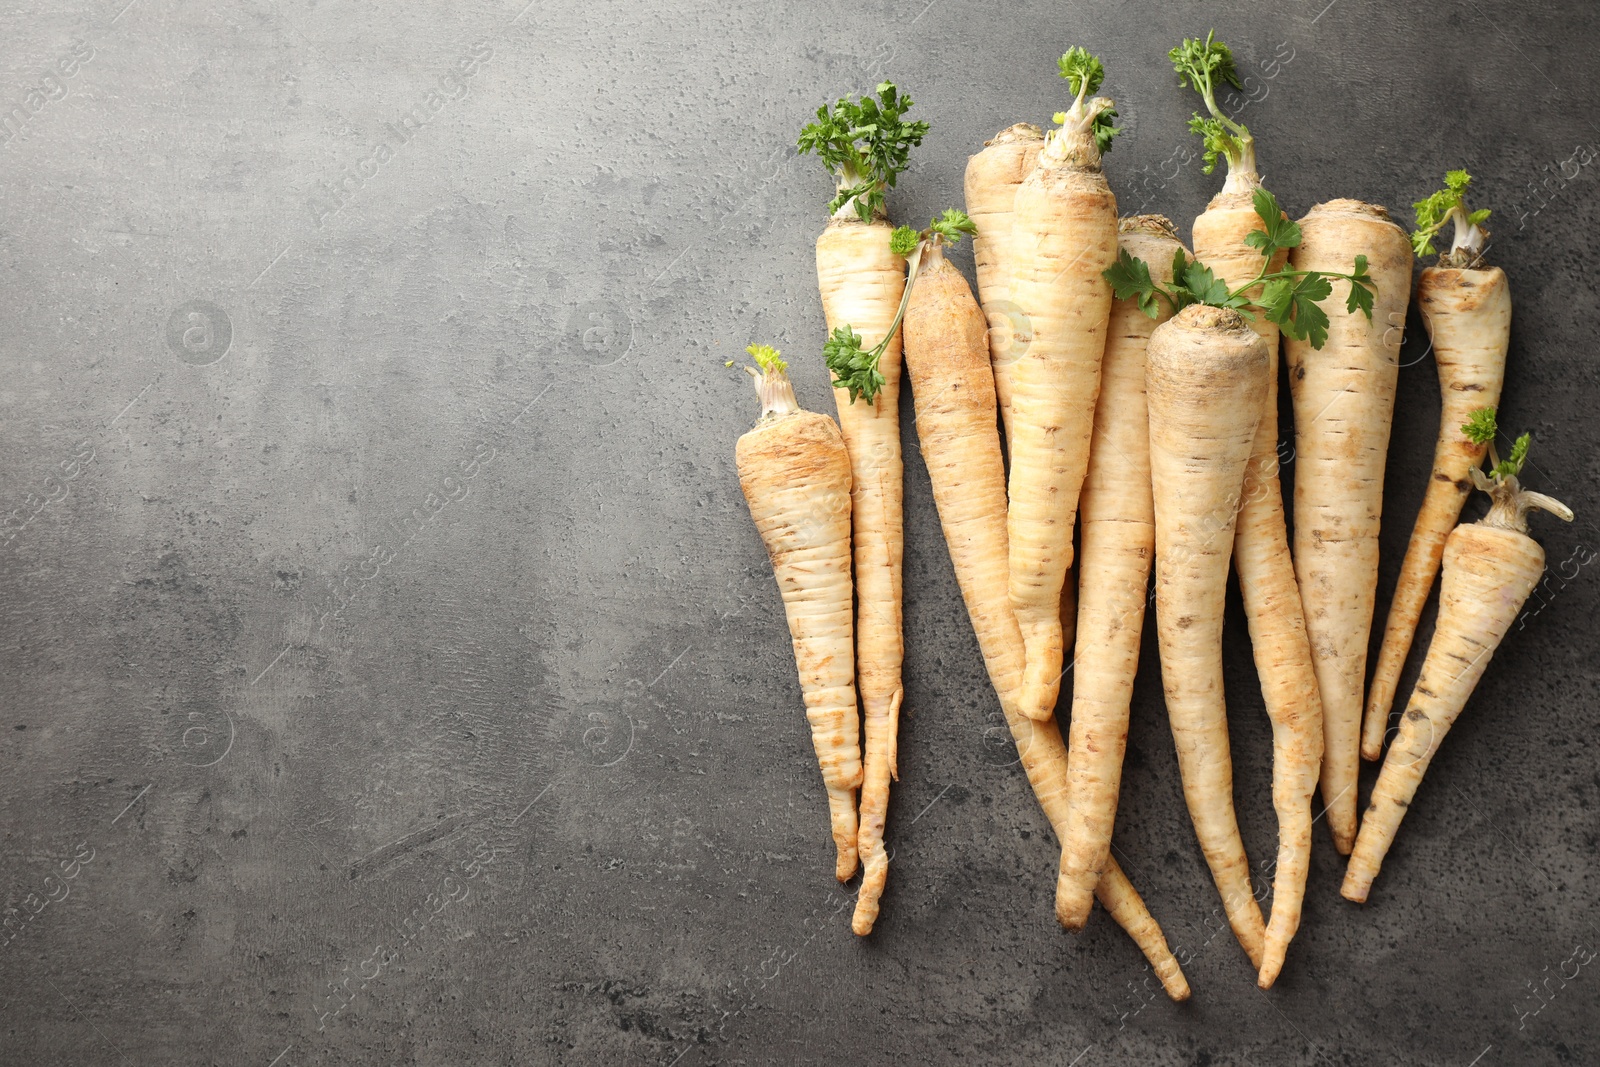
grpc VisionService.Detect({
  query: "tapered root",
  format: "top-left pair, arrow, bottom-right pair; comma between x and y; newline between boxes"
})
827,785 -> 859,883
1055,868 -> 1094,934
1147,304 -> 1271,968
1096,861 -> 1191,1001
806,704 -> 863,791
807,701 -> 863,885
1361,266 -> 1511,761
1258,798 -> 1313,987
1284,199 -> 1415,857
852,688 -> 903,934
1344,518 -> 1550,901
1055,218 -> 1177,936
1018,632 -> 1064,722
815,214 -> 907,895
1192,192 -> 1323,983
738,402 -> 862,889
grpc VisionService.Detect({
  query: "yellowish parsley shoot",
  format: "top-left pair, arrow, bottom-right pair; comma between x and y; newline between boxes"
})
747,343 -> 787,375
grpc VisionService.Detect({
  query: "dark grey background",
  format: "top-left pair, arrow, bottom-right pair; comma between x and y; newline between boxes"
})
1,0 -> 1595,1063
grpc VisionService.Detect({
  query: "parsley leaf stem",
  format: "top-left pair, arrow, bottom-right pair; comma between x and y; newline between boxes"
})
1102,189 -> 1376,350
1170,31 -> 1257,187
824,210 -> 976,404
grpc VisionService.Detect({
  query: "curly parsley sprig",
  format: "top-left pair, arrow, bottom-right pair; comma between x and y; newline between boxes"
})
1103,189 -> 1375,348
1460,406 -> 1498,447
825,209 -> 976,404
888,208 -> 977,256
1170,31 -> 1255,185
1460,406 -> 1530,479
797,81 -> 929,222
1411,169 -> 1492,265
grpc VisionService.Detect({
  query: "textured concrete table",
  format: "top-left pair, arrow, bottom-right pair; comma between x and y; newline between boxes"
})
1,1 -> 1596,1063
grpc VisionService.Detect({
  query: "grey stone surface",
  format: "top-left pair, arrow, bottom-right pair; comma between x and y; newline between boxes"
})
0,0 -> 1596,1063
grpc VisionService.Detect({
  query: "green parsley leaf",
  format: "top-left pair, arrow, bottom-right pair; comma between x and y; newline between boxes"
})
888,226 -> 919,257
1170,247 -> 1191,285
1242,188 -> 1301,258
1264,274 -> 1333,349
1461,407 -> 1498,445
1186,114 -> 1238,175
797,81 -> 929,220
822,325 -> 885,405
930,208 -> 977,245
1058,47 -> 1106,97
1169,32 -> 1241,95
1493,432 -> 1531,479
1344,255 -> 1375,319
1091,107 -> 1121,155
1171,32 -> 1253,177
1103,249 -> 1161,319
1180,258 -> 1237,308
1409,169 -> 1482,259
1052,50 -> 1119,154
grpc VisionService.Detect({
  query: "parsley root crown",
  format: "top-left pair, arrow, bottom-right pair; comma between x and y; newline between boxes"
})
797,81 -> 929,222
1052,47 -> 1120,157
738,344 -> 799,421
1466,409 -> 1572,537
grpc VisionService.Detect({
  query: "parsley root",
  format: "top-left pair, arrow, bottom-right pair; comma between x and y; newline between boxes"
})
1282,200 -> 1415,855
964,122 -> 1045,448
799,81 -> 926,894
896,215 -> 1186,996
963,123 -> 1080,666
1362,172 -> 1508,761
1006,49 -> 1121,722
1054,215 -> 1184,932
735,346 -> 863,881
1147,304 -> 1271,969
1101,188 -> 1377,964
847,211 -> 976,934
1342,424 -> 1571,902
1174,32 -> 1324,987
